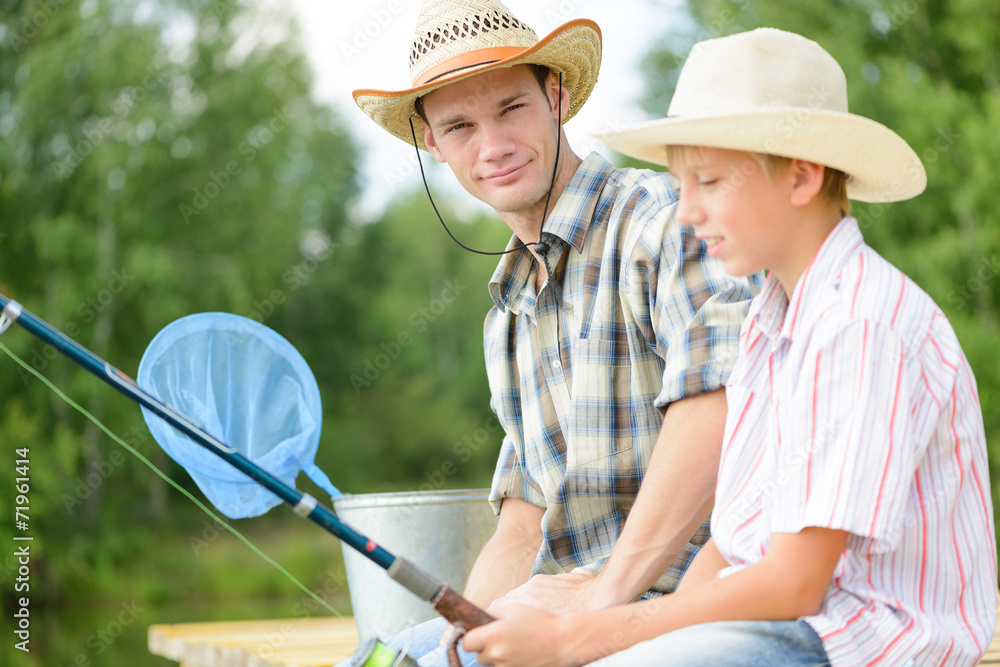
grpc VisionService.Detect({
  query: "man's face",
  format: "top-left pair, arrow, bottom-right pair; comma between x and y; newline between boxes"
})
420,65 -> 564,216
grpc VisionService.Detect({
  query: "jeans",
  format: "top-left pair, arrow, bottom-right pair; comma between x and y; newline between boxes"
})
332,617 -> 482,667
587,620 -> 830,667
385,617 -> 482,667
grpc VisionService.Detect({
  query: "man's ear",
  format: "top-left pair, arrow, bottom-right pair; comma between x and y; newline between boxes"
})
422,119 -> 447,163
545,71 -> 571,122
788,159 -> 826,207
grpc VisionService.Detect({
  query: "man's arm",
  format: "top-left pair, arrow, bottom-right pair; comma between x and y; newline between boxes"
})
463,497 -> 546,608
464,527 -> 850,667
495,387 -> 726,613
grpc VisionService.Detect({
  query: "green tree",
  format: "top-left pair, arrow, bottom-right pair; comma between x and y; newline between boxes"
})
314,185 -> 513,493
0,0 -> 357,663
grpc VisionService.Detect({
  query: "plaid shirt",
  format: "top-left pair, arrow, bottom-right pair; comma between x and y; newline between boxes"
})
485,153 -> 759,595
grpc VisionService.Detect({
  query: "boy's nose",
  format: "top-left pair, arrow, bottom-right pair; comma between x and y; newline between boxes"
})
676,191 -> 704,227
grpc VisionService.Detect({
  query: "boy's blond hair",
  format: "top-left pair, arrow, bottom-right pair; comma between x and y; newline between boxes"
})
666,145 -> 851,217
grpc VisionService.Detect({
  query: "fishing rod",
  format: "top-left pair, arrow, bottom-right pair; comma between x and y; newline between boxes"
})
0,293 -> 492,663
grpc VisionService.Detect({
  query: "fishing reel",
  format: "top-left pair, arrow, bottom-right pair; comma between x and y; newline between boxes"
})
348,637 -> 418,667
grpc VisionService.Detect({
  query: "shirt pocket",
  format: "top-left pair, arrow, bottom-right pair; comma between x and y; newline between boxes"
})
568,337 -> 634,466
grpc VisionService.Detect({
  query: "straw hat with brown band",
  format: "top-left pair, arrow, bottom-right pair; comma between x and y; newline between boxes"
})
353,0 -> 602,151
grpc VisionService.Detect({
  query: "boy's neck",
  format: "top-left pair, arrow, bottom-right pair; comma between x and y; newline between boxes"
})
771,207 -> 846,300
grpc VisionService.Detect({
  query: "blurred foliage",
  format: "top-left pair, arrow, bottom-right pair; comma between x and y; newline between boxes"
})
639,0 -> 1000,536
0,0 -> 505,664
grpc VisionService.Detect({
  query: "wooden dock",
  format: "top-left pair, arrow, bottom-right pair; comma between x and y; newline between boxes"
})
149,616 -> 359,667
150,613 -> 1000,666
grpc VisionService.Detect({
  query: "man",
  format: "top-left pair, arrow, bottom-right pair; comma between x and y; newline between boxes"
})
351,1 -> 759,664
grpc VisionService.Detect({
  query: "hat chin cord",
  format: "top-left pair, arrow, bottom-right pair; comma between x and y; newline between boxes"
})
407,72 -> 564,257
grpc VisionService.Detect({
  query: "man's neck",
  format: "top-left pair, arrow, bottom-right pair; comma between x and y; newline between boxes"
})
499,149 -> 584,251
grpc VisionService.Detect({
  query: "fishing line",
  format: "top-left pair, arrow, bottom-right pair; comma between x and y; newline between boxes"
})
0,339 -> 341,617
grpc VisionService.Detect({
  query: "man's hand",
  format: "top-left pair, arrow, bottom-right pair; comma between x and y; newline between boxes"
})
488,570 -> 599,616
462,604 -> 576,667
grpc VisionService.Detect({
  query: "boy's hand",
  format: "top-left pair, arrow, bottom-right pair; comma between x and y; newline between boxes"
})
488,570 -> 599,615
462,604 -> 576,667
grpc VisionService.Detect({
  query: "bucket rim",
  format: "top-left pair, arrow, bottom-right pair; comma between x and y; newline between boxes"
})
332,488 -> 491,510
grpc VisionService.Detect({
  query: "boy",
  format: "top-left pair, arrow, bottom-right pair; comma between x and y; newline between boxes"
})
461,27 -> 998,666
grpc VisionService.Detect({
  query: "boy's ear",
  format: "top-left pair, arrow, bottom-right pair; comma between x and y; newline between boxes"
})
788,159 -> 826,207
423,121 -> 446,163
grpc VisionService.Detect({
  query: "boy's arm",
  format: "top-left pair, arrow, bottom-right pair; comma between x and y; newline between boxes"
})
464,527 -> 850,667
463,497 -> 546,608
674,537 -> 727,592
492,388 -> 725,613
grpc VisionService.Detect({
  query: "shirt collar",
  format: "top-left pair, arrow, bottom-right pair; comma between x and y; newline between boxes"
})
751,216 -> 865,341
488,152 -> 616,313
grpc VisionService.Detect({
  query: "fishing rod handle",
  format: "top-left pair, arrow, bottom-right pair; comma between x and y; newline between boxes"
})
387,557 -> 494,630
433,585 -> 495,631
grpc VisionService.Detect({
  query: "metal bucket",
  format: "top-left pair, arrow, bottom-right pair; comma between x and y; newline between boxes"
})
332,489 -> 498,641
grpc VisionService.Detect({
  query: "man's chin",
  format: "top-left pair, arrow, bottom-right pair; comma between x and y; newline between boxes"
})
482,190 -> 548,216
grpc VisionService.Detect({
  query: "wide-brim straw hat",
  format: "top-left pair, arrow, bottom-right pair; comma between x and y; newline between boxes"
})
353,0 -> 601,151
597,28 -> 926,203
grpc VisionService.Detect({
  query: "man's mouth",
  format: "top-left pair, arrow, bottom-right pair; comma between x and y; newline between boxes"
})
483,164 -> 527,185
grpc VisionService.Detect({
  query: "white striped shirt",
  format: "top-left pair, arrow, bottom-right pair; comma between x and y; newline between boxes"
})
713,217 -> 998,666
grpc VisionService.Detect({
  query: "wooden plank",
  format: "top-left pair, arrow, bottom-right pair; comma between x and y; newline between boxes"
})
151,607 -> 1000,666
149,617 -> 358,667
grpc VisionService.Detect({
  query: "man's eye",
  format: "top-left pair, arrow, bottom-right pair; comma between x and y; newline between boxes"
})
446,123 -> 469,134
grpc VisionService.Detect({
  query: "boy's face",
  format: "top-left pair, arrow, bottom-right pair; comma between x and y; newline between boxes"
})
420,65 -> 566,216
673,147 -> 793,279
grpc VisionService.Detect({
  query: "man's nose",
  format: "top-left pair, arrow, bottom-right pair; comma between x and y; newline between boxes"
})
478,122 -> 516,161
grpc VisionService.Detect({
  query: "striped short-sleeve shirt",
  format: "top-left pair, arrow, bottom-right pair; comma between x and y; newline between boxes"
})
714,217 -> 998,665
485,153 -> 759,595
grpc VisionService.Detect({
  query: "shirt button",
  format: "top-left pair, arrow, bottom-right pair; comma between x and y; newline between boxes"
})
552,359 -> 561,369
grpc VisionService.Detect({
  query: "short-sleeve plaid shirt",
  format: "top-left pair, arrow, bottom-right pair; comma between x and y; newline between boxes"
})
485,153 -> 760,595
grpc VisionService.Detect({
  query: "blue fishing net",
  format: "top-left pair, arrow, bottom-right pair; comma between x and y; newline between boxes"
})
137,313 -> 340,519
